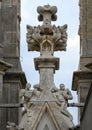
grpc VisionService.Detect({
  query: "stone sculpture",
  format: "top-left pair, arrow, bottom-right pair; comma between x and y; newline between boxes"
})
28,84 -> 42,103
26,4 -> 67,55
51,84 -> 73,120
19,83 -> 42,115
59,84 -> 73,120
59,83 -> 73,102
18,4 -> 74,130
19,83 -> 32,113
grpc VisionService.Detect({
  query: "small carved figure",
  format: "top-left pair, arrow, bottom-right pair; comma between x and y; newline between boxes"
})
31,84 -> 42,101
25,84 -> 42,119
59,84 -> 73,120
42,42 -> 51,52
19,83 -> 32,113
51,84 -> 73,120
59,83 -> 73,103
58,83 -> 73,111
51,87 -> 61,106
51,87 -> 67,107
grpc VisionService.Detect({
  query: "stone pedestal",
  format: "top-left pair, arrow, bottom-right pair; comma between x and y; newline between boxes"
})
34,57 -> 59,90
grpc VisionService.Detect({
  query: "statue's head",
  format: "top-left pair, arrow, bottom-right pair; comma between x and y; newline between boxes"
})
60,84 -> 65,90
26,83 -> 31,90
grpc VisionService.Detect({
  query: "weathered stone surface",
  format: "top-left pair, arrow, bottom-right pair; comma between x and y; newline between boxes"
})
79,0 -> 92,57
19,85 -> 74,130
80,85 -> 92,130
0,44 -> 3,59
37,5 -> 57,22
0,1 -> 21,70
72,0 -> 92,123
0,1 -> 26,130
27,24 -> 67,53
72,71 -> 92,120
85,62 -> 92,70
0,60 -> 13,130
79,56 -> 92,70
19,4 -> 73,130
6,121 -> 23,130
26,5 -> 67,55
0,60 -> 12,99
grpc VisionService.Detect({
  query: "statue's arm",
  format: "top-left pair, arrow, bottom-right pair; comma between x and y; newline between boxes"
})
67,89 -> 73,100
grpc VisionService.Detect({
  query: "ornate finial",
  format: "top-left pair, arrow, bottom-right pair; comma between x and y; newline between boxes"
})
26,5 -> 67,56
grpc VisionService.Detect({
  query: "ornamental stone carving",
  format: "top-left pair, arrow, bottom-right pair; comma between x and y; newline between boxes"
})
19,83 -> 42,115
51,84 -> 73,120
19,5 -> 74,130
19,83 -> 32,114
26,4 -> 67,56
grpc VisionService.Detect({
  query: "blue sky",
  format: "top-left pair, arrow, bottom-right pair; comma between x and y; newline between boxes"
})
20,0 -> 79,125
